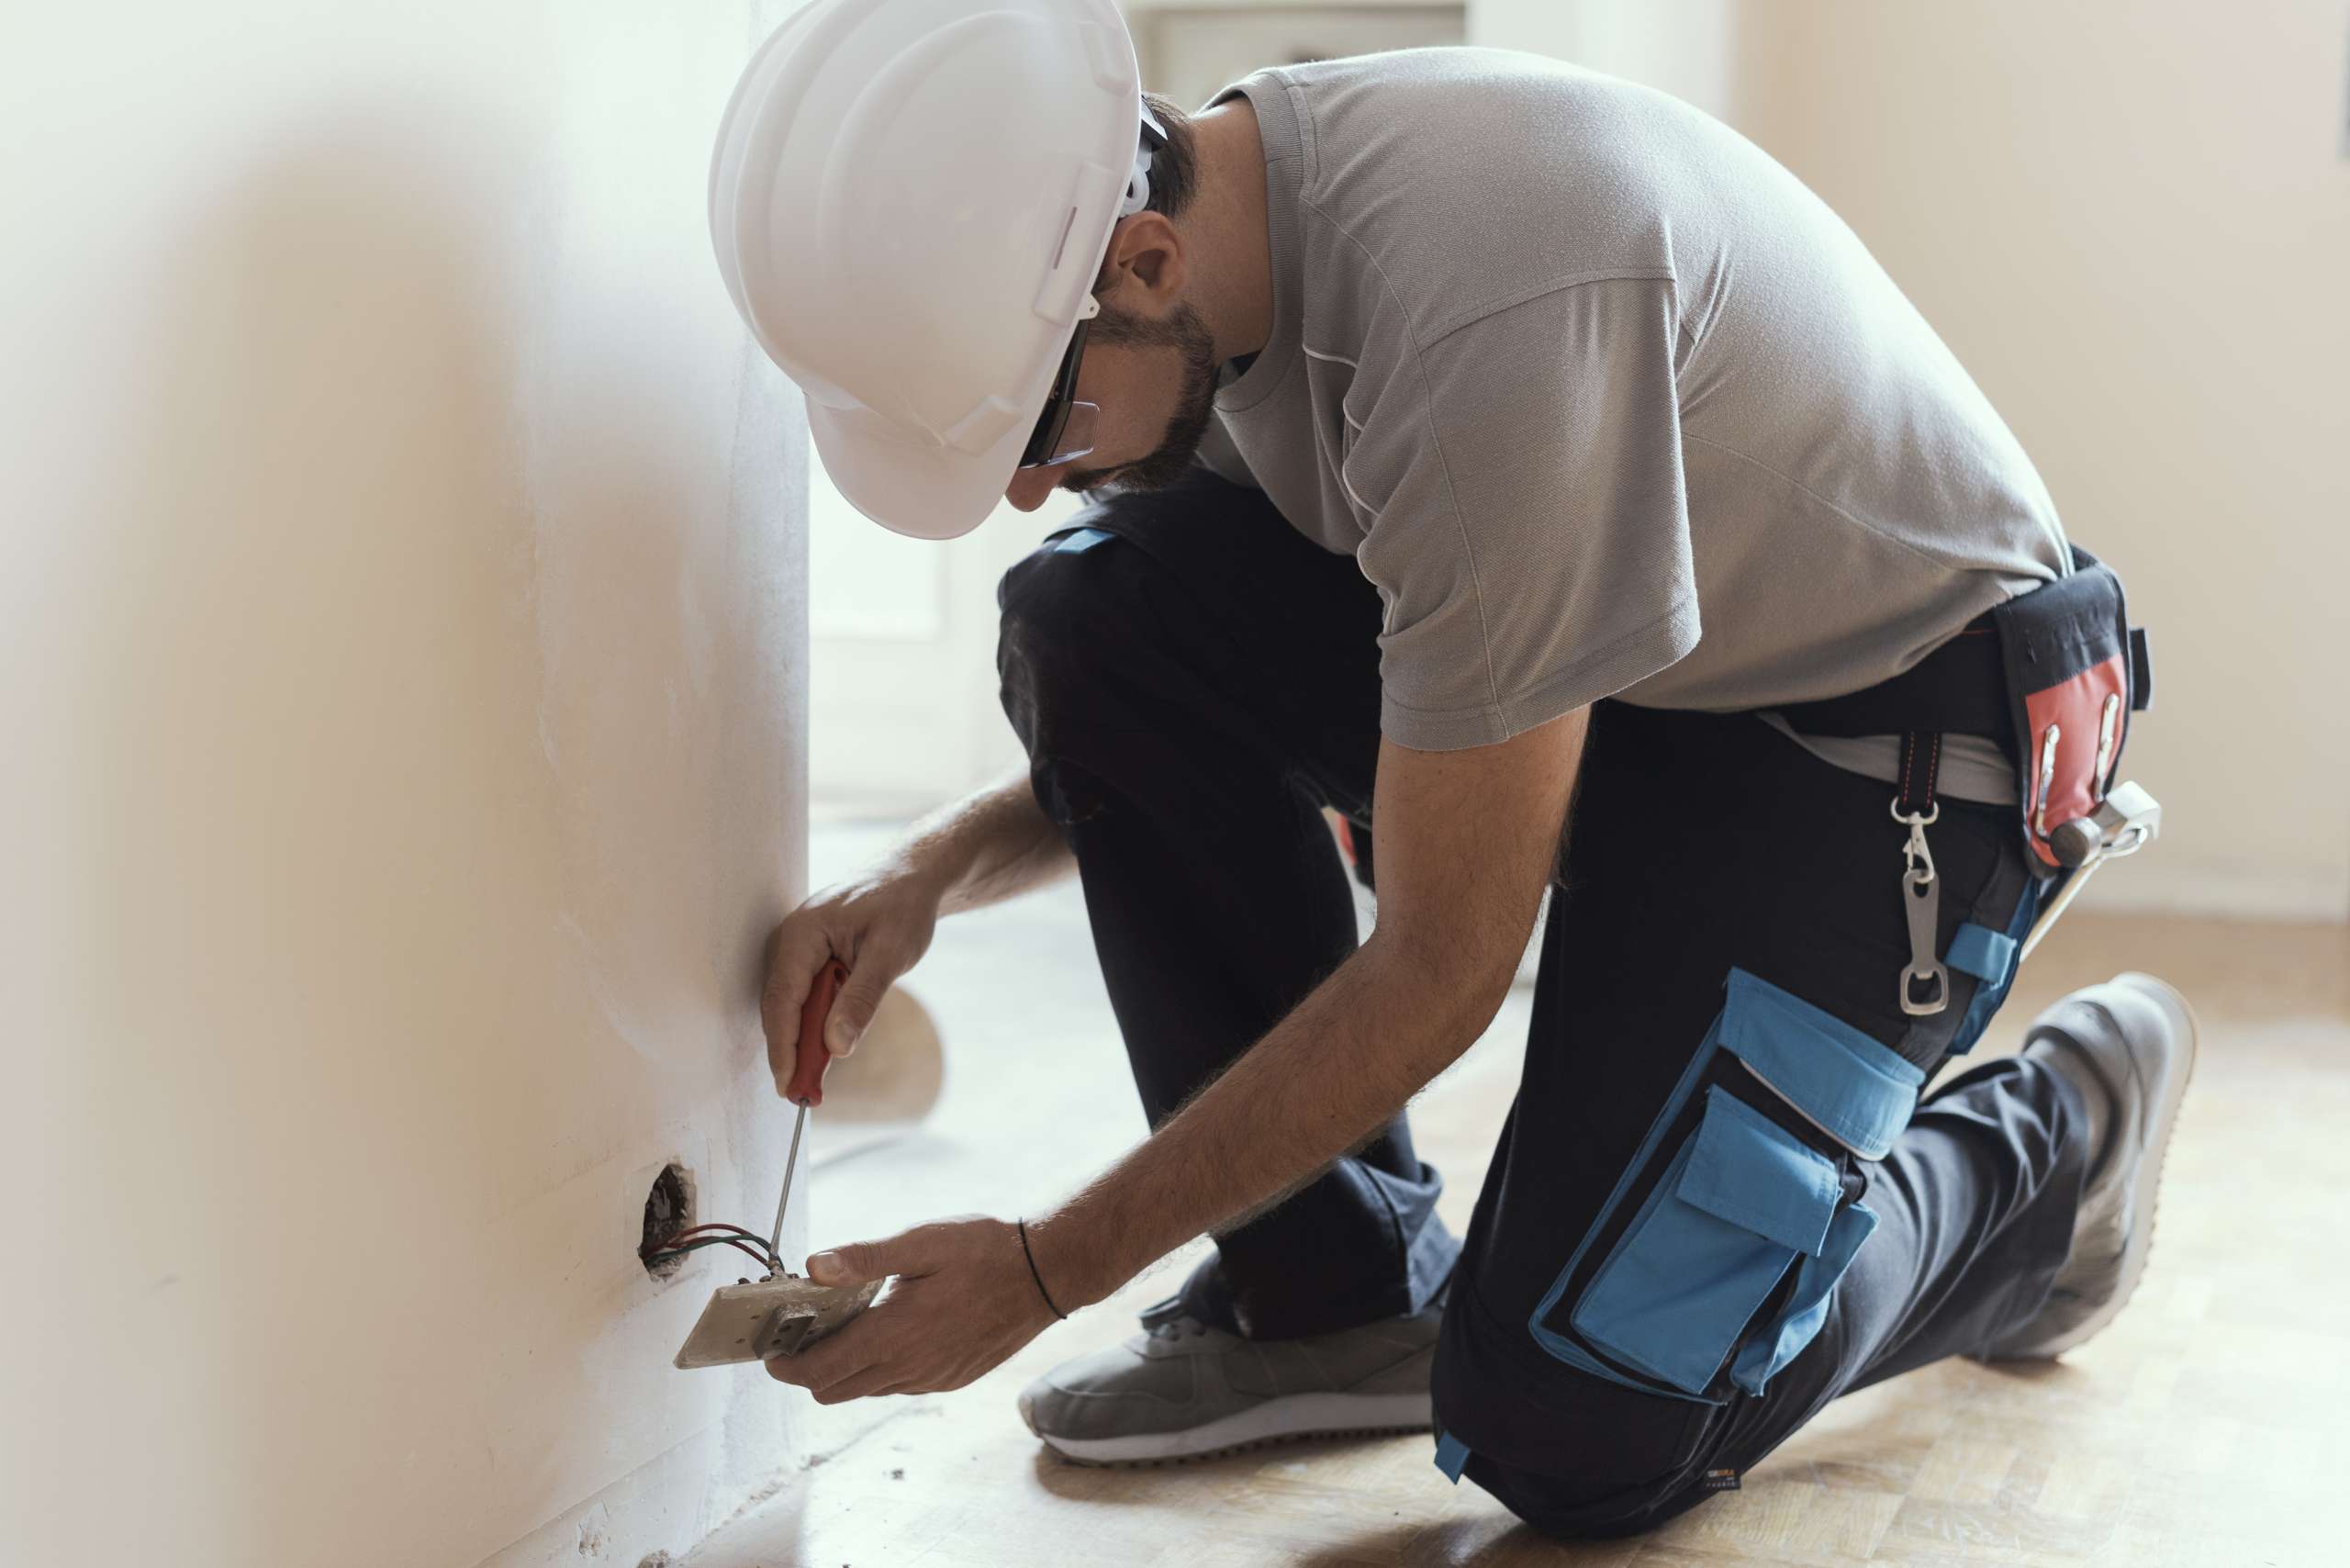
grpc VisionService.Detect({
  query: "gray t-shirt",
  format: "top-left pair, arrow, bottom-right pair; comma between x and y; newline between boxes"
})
1200,49 -> 2068,789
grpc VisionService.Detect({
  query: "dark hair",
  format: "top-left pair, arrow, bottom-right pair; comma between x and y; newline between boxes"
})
1140,94 -> 1198,219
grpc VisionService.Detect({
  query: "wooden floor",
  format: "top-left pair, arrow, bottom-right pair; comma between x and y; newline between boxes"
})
689,913 -> 2349,1568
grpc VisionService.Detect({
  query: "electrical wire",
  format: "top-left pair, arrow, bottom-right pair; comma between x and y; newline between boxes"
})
642,1218 -> 789,1274
662,1223 -> 773,1249
642,1233 -> 777,1271
643,1235 -> 766,1262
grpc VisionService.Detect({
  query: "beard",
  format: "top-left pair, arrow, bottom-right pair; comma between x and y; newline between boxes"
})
1085,300 -> 1220,493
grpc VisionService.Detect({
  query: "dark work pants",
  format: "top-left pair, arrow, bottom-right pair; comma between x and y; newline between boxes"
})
995,468 -> 2092,1539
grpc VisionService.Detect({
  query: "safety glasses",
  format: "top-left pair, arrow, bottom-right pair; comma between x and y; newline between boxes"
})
1018,317 -> 1100,468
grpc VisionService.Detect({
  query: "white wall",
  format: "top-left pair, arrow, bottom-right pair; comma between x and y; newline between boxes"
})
1471,0 -> 2350,920
1468,0 -> 1744,121
1,6 -> 816,1566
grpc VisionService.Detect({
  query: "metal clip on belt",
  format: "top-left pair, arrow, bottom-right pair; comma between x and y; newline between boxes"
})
1893,732 -> 1948,1017
2017,779 -> 2163,963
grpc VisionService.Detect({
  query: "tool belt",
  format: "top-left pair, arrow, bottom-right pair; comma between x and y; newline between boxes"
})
1783,545 -> 2154,866
1781,545 -> 2158,1017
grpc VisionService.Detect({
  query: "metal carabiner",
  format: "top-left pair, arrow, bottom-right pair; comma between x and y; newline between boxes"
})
1889,796 -> 1939,879
1890,798 -> 1947,1016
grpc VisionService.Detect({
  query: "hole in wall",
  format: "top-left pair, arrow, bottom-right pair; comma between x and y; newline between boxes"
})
639,1163 -> 695,1280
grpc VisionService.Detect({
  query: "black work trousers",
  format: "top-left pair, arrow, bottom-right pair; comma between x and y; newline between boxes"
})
995,467 -> 2092,1539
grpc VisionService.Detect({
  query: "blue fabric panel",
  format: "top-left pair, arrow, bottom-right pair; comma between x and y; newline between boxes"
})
1730,1200 -> 1880,1394
1946,878 -> 2043,1058
1676,1087 -> 1841,1255
1718,969 -> 1923,1159
1946,923 -> 2016,983
1528,1013 -> 1731,1403
1433,1430 -> 1470,1484
1570,1087 -> 1841,1395
1048,525 -> 1116,554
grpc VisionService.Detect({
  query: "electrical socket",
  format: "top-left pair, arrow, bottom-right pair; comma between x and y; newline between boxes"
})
671,1274 -> 883,1369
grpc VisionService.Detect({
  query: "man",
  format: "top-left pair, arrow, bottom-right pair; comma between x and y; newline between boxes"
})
709,0 -> 2191,1537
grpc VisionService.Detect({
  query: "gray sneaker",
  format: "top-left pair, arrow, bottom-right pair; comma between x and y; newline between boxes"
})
1016,1294 -> 1439,1466
1986,971 -> 2198,1360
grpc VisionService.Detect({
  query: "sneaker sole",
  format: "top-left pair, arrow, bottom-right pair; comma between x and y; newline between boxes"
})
2000,971 -> 2199,1359
1028,1390 -> 1434,1468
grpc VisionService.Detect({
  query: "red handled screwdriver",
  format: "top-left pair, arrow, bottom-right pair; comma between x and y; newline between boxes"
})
767,956 -> 847,1273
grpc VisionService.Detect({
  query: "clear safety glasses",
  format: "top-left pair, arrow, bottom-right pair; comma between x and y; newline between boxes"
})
1018,317 -> 1100,468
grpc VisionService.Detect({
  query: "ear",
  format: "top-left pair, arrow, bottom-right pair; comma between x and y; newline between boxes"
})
1096,211 -> 1188,306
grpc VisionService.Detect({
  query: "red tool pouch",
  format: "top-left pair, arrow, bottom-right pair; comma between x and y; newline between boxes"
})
1990,548 -> 2154,871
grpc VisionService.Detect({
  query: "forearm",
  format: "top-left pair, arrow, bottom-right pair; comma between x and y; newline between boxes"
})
890,767 -> 1073,916
1027,929 -> 1509,1309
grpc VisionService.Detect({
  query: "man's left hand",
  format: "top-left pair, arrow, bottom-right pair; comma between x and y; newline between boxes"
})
766,1216 -> 1060,1403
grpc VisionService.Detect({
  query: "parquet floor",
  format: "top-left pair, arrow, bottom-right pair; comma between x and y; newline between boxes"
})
691,905 -> 2349,1567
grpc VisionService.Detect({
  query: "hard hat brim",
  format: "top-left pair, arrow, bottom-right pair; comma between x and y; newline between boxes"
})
805,398 -> 1019,542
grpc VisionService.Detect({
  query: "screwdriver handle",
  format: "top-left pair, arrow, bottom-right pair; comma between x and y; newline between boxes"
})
788,958 -> 848,1108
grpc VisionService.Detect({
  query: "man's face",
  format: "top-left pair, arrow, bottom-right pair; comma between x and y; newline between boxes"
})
1002,301 -> 1219,512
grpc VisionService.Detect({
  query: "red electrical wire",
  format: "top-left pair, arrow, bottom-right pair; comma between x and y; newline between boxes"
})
643,1234 -> 775,1270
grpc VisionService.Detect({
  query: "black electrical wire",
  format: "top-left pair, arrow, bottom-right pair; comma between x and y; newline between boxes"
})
642,1233 -> 777,1271
664,1222 -> 774,1249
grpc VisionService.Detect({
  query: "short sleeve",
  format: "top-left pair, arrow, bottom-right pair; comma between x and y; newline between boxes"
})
1347,277 -> 1701,750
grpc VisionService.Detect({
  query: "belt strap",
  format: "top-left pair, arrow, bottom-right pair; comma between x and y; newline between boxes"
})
1780,551 -> 2151,745
2130,626 -> 2155,712
1896,732 -> 1941,820
1778,622 -> 2009,744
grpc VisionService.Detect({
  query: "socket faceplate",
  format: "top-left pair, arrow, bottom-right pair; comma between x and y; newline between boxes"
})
671,1275 -> 884,1369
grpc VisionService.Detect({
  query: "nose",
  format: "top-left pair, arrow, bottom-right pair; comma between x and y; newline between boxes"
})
1003,465 -> 1063,512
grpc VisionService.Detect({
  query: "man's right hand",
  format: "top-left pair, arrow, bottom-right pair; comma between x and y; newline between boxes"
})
760,861 -> 945,1095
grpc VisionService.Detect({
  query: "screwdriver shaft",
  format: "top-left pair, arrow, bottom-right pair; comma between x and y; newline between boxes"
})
768,957 -> 845,1280
767,1102 -> 808,1275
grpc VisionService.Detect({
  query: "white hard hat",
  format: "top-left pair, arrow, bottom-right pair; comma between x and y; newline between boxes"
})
710,0 -> 1164,540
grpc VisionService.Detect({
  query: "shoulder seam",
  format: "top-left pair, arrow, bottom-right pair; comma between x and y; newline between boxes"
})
1287,78 -> 1321,196
1421,268 -> 1678,349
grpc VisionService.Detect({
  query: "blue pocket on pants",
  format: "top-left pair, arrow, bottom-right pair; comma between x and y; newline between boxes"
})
1571,1086 -> 1846,1396
1532,969 -> 1921,1400
1730,1196 -> 1877,1394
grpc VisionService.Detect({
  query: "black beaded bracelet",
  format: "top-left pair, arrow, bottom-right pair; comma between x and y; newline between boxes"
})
1016,1217 -> 1067,1320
